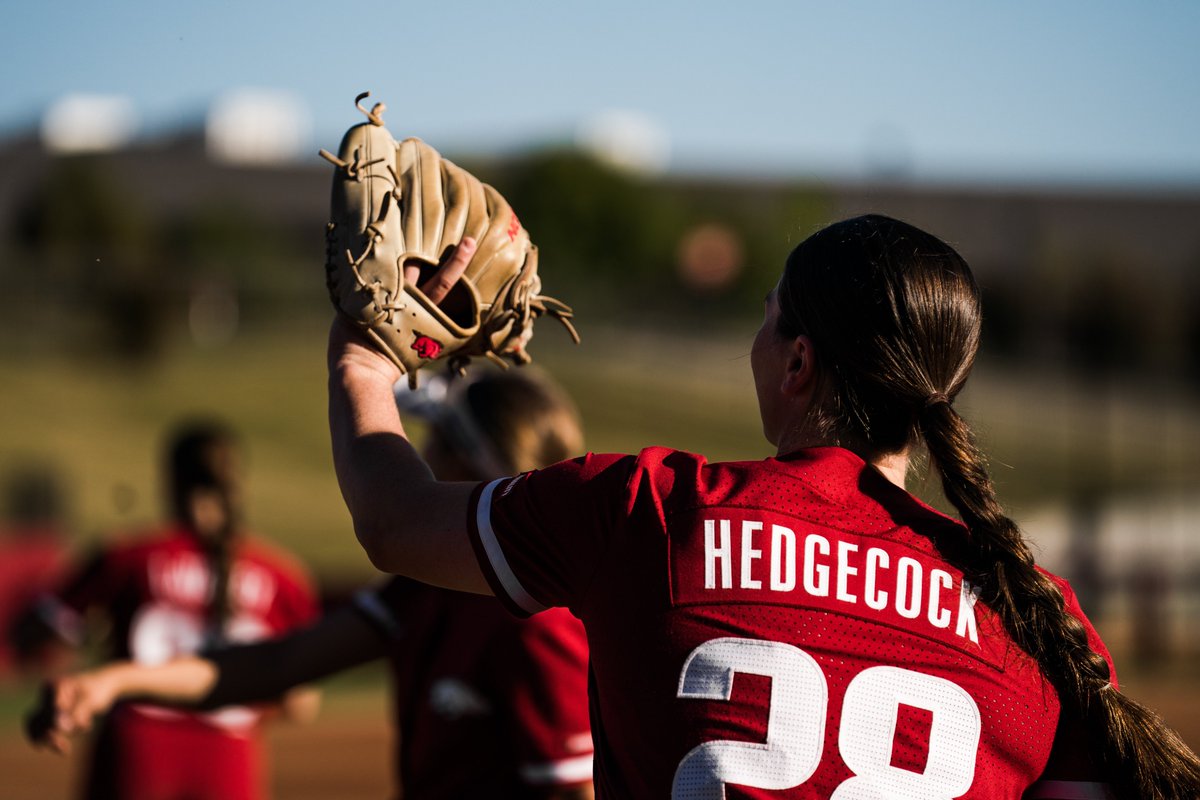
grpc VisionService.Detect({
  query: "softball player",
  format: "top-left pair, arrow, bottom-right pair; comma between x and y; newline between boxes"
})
326,215 -> 1200,798
32,372 -> 594,800
25,420 -> 320,800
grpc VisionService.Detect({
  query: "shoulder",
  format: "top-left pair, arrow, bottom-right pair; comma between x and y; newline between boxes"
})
487,447 -> 720,534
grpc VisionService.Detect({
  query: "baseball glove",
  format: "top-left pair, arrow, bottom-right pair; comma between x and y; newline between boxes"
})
320,92 -> 578,387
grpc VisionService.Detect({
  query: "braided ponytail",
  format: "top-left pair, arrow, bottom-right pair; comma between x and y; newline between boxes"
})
920,400 -> 1200,799
781,214 -> 1200,798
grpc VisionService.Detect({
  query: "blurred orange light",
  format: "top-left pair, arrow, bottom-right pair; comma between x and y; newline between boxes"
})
676,223 -> 744,292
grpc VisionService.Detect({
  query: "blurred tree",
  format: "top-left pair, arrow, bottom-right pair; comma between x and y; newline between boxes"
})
1060,254 -> 1153,372
164,201 -> 318,323
976,276 -> 1027,361
11,156 -> 163,362
499,150 -> 684,308
491,150 -> 833,324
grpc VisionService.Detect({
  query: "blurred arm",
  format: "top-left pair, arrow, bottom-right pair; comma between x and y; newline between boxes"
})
28,605 -> 388,753
198,605 -> 386,707
26,658 -> 218,754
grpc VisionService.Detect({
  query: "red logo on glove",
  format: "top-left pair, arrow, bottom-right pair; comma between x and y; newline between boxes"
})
411,335 -> 442,360
507,214 -> 522,242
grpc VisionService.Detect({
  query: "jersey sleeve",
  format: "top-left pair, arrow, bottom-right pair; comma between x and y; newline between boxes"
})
467,452 -> 639,616
491,609 -> 593,788
1024,575 -> 1118,799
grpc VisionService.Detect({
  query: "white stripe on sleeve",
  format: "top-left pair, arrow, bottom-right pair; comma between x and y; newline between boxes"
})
519,753 -> 594,785
477,477 -> 547,615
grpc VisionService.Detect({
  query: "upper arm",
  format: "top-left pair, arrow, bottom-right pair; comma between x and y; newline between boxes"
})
358,479 -> 490,594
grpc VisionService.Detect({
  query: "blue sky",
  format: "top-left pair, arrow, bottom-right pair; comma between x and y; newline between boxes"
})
3,1 -> 1199,186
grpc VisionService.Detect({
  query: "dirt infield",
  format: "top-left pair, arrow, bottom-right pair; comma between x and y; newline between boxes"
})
3,672 -> 1197,799
0,685 -> 393,800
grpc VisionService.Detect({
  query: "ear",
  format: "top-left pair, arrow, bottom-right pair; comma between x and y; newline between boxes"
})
780,335 -> 817,396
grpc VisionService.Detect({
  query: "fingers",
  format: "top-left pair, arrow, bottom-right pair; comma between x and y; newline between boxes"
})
61,678 -> 98,734
31,676 -> 101,751
418,237 -> 477,305
404,262 -> 421,287
25,679 -> 84,755
45,729 -> 72,755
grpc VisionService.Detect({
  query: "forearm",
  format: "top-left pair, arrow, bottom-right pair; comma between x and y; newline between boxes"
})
97,657 -> 219,706
199,608 -> 385,708
327,348 -> 487,593
328,360 -> 435,566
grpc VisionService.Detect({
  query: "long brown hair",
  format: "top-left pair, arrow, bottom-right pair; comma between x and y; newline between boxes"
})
166,420 -> 242,649
778,214 -> 1200,799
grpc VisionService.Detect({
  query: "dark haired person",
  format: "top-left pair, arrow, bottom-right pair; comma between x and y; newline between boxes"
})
33,373 -> 595,800
25,420 -> 319,800
325,219 -> 1200,798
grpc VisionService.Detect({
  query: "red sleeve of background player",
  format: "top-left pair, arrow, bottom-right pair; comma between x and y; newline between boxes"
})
1023,575 -> 1118,800
492,608 -> 594,788
466,452 -> 638,616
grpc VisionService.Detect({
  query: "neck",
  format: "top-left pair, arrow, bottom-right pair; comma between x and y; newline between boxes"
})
776,433 -> 910,491
870,451 -> 909,489
771,405 -> 909,489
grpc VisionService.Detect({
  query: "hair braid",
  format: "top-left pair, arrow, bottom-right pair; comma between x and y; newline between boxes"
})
921,401 -> 1200,799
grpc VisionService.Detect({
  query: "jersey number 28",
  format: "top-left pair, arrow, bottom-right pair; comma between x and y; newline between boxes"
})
672,637 -> 981,799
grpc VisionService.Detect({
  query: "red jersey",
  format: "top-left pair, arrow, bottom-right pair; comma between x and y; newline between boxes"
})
353,576 -> 593,799
49,524 -> 318,800
467,446 -> 1116,800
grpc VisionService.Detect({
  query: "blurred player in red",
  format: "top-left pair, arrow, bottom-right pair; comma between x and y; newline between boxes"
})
23,419 -> 320,800
0,463 -> 71,678
323,218 -> 1200,798
32,370 -> 594,800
